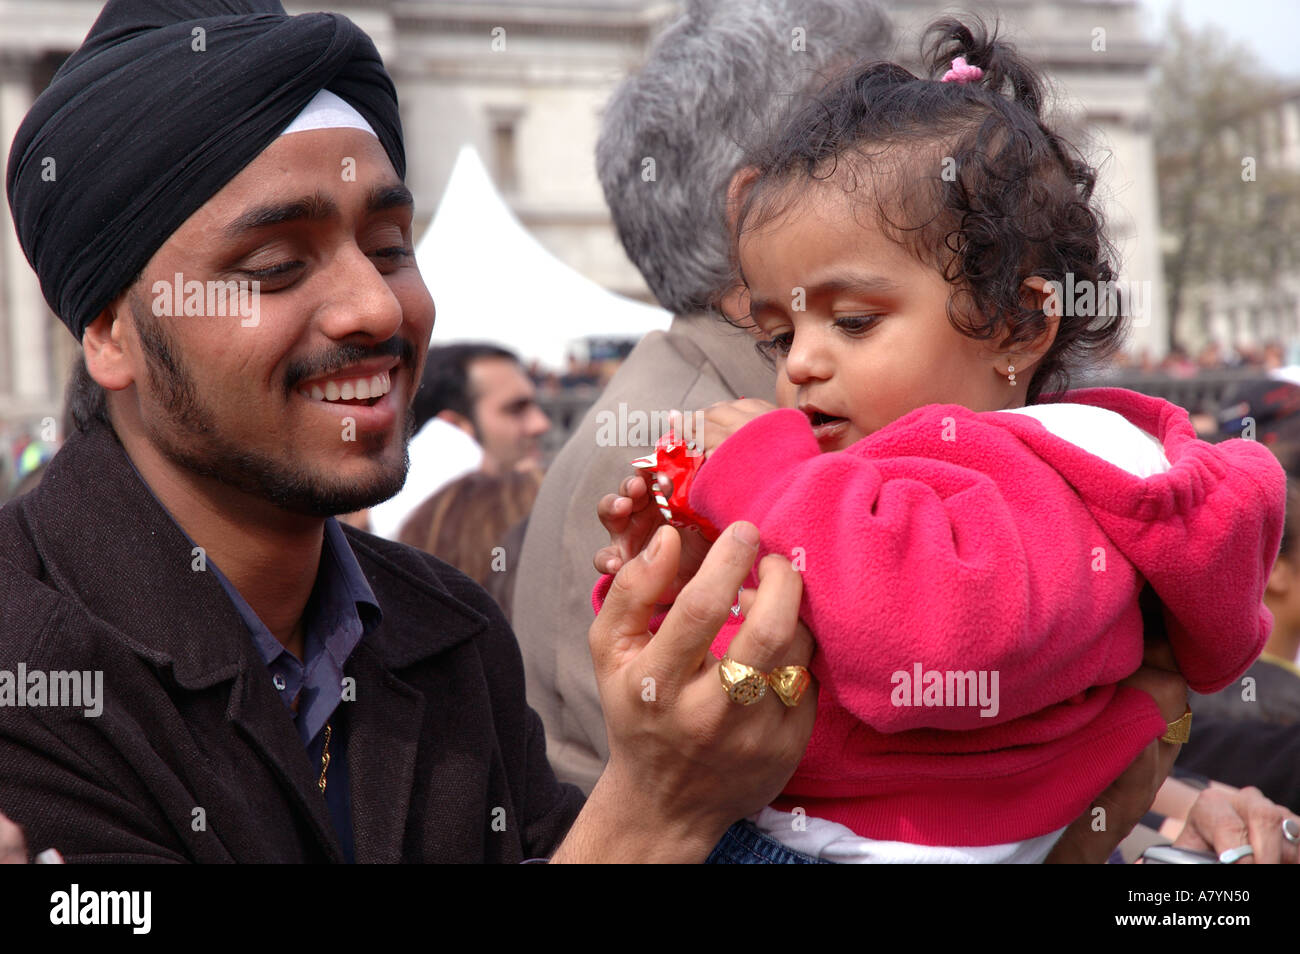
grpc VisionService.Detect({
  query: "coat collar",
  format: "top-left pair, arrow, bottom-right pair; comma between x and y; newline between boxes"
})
670,312 -> 777,404
22,418 -> 502,862
25,418 -> 485,688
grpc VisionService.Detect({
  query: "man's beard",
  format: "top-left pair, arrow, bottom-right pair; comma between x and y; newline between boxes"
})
130,293 -> 413,517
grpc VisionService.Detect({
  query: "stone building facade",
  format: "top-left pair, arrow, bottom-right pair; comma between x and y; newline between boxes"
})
0,0 -> 1165,428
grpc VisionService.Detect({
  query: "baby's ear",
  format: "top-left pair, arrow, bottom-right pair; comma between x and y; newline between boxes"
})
1020,276 -> 1061,317
1002,276 -> 1062,371
725,166 -> 760,231
718,283 -> 751,326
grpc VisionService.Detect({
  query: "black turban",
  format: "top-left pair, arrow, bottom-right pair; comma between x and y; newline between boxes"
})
6,0 -> 405,339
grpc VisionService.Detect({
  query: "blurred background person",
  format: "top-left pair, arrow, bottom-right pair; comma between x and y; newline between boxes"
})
397,468 -> 543,624
368,342 -> 548,540
420,343 -> 551,476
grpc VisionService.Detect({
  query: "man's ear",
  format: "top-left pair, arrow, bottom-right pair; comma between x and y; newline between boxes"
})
81,302 -> 135,392
1002,276 -> 1063,374
436,409 -> 477,440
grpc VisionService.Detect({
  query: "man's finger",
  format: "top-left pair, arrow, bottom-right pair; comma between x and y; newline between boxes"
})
1174,788 -> 1249,857
590,524 -> 682,676
1239,787 -> 1280,864
725,553 -> 810,673
644,521 -> 760,669
1119,662 -> 1188,723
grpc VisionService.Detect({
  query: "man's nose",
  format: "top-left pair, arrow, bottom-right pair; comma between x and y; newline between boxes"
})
315,244 -> 404,341
527,405 -> 550,436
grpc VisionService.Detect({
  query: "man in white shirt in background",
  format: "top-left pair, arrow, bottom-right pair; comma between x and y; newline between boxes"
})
368,342 -> 549,538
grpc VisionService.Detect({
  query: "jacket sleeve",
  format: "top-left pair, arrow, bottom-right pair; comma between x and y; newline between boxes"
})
686,408 -> 1135,732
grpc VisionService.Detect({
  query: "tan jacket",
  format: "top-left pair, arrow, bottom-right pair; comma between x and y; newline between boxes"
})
513,314 -> 776,791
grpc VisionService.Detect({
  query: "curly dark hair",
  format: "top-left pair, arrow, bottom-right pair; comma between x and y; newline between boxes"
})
727,17 -> 1126,405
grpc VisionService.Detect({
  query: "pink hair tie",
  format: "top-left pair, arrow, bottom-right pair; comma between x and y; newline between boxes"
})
941,56 -> 983,84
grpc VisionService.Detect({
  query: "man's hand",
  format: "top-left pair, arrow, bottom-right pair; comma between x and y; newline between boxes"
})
1172,786 -> 1300,864
0,809 -> 27,864
554,521 -> 816,862
1045,642 -> 1188,862
698,399 -> 777,458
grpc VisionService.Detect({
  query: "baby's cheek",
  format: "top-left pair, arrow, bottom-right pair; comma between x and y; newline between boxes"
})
775,370 -> 799,408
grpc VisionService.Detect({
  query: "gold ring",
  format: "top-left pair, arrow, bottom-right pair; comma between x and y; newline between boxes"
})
768,665 -> 812,708
1160,706 -> 1193,744
719,655 -> 768,705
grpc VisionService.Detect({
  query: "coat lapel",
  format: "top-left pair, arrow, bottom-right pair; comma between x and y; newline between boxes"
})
227,664 -> 345,862
344,643 -> 423,863
28,421 -> 344,861
29,421 -> 496,863
341,529 -> 489,862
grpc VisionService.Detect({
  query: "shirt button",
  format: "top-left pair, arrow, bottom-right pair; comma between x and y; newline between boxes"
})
273,674 -> 287,691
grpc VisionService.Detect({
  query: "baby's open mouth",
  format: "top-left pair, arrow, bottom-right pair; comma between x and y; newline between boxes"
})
805,409 -> 846,427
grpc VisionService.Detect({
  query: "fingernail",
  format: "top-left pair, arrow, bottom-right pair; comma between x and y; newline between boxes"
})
34,848 -> 64,864
643,527 -> 664,562
731,523 -> 760,548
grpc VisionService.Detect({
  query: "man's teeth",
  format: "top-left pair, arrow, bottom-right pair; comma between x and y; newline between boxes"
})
300,371 -> 392,403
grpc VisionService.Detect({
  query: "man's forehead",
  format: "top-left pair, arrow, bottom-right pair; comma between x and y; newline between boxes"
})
468,356 -> 529,398
197,129 -> 403,223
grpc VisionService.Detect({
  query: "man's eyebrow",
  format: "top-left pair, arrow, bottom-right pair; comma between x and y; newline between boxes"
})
223,192 -> 339,238
367,182 -> 414,213
222,183 -> 413,239
749,274 -> 902,315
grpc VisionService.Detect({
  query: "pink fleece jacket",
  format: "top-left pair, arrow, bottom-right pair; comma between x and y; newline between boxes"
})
593,388 -> 1285,846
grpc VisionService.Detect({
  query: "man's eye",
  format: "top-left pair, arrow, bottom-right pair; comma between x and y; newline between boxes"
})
243,261 -> 302,280
370,246 -> 413,263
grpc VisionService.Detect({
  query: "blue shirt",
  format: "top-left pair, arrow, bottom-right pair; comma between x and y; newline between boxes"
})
205,518 -> 381,864
125,458 -> 382,862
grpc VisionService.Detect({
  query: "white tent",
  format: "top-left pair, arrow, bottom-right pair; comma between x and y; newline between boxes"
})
414,145 -> 671,369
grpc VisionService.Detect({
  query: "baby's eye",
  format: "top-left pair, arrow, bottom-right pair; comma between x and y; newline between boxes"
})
835,315 -> 881,334
756,332 -> 793,358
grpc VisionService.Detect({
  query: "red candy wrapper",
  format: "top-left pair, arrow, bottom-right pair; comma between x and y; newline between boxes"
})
631,432 -> 721,541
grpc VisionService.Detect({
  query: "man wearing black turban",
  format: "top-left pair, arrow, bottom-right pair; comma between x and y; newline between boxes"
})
0,0 -> 820,862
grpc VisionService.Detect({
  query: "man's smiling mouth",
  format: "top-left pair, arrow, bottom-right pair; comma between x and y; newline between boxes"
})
298,370 -> 392,407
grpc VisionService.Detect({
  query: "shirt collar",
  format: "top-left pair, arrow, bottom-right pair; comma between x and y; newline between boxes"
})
117,449 -> 381,663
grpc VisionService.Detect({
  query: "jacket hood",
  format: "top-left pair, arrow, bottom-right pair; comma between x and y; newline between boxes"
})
997,387 -> 1285,693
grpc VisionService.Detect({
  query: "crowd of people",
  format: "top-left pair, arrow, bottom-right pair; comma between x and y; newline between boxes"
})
0,0 -> 1297,870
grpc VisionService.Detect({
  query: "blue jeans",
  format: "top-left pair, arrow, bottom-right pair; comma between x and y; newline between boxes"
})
706,820 -> 831,864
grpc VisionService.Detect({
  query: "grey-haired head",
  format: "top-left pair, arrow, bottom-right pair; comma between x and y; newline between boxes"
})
595,0 -> 893,316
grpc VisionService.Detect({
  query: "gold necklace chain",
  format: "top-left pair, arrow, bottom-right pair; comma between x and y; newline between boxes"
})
318,722 -> 332,794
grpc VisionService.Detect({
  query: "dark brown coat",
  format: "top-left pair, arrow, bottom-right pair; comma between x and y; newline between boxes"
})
0,420 -> 583,862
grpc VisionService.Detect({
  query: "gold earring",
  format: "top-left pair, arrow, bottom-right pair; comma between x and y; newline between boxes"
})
1007,364 -> 1016,387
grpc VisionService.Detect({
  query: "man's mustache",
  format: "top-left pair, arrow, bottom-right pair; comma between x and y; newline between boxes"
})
285,336 -> 414,393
